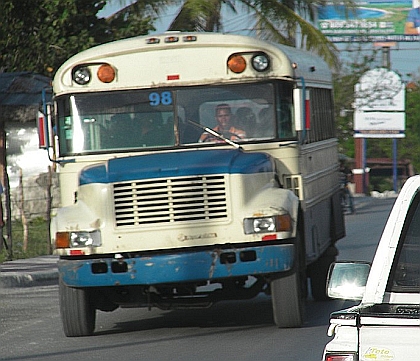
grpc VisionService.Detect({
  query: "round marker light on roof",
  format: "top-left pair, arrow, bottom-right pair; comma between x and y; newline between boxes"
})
73,66 -> 91,85
227,54 -> 246,73
97,64 -> 116,83
252,53 -> 270,72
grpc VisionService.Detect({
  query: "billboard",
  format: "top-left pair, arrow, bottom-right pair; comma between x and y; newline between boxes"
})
318,0 -> 420,42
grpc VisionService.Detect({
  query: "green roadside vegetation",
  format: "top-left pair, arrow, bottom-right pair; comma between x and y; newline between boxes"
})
0,218 -> 49,263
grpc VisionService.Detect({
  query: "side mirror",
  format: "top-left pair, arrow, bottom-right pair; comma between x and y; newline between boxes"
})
39,88 -> 54,149
293,88 -> 310,132
327,261 -> 371,300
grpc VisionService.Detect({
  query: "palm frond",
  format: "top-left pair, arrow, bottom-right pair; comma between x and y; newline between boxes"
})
168,0 -> 237,32
242,0 -> 342,69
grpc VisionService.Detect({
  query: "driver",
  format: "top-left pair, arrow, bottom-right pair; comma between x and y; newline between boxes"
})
199,103 -> 246,142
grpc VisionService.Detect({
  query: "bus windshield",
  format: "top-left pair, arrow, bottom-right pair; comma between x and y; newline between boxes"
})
56,81 -> 295,155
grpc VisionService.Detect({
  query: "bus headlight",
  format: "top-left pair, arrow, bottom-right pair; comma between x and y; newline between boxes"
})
243,214 -> 292,234
56,230 -> 101,248
252,53 -> 270,72
72,66 -> 91,85
71,230 -> 101,247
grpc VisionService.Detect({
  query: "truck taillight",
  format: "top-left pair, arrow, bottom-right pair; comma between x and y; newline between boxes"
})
325,354 -> 357,361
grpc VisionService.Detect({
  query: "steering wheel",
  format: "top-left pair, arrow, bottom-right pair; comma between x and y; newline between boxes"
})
221,131 -> 242,140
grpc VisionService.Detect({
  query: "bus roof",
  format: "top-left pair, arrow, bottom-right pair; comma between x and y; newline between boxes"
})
53,32 -> 332,95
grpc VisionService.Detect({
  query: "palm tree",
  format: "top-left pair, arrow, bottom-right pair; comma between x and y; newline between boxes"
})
107,0 -> 356,69
168,0 -> 235,32
105,0 -> 173,38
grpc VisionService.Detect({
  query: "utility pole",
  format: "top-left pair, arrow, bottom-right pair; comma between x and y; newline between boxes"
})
0,124 -> 12,260
381,45 -> 399,193
382,46 -> 391,69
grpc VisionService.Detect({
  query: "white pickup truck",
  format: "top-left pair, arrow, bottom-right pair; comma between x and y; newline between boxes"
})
323,175 -> 420,361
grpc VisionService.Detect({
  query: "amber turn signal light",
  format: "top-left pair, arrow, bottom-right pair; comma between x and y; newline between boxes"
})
55,232 -> 70,248
227,54 -> 246,73
97,64 -> 116,83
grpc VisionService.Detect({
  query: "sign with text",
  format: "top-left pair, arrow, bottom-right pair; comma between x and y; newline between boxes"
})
354,111 -> 405,138
318,1 -> 420,43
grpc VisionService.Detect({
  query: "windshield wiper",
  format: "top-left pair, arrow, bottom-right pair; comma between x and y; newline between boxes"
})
187,120 -> 241,149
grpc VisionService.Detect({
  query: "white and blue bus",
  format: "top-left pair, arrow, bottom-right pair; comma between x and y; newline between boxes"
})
44,32 -> 345,336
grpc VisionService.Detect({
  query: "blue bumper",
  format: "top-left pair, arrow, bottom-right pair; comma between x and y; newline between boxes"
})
59,244 -> 294,288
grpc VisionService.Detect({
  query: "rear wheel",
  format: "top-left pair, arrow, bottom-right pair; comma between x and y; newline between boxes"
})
59,277 -> 96,337
271,225 -> 306,328
309,246 -> 337,301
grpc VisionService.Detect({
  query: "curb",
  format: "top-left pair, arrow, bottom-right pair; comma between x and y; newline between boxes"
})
0,270 -> 58,288
0,255 -> 59,288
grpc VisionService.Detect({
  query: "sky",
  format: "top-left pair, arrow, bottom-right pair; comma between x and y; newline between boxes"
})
99,1 -> 420,80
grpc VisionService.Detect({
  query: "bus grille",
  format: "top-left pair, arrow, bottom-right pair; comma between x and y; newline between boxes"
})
113,175 -> 228,227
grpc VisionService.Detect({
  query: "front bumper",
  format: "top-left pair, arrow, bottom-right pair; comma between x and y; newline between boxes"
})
59,243 -> 294,287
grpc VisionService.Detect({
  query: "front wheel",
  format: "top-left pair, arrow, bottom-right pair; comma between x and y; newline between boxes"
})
270,271 -> 305,328
59,277 -> 96,337
270,225 -> 306,328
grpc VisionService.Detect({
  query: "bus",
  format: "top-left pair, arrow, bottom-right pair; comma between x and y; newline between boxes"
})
44,32 -> 345,337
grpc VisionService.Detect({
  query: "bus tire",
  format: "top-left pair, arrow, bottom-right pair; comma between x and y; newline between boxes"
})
271,225 -> 305,328
59,277 -> 96,337
271,271 -> 304,328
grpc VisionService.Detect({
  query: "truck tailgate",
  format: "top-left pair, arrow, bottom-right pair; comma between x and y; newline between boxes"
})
359,317 -> 420,360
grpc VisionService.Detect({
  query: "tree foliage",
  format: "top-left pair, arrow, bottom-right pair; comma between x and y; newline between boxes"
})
333,49 -> 379,158
0,0 -> 163,76
401,81 -> 420,173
